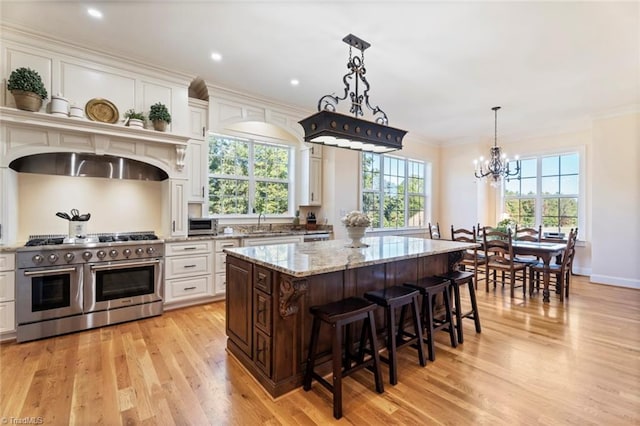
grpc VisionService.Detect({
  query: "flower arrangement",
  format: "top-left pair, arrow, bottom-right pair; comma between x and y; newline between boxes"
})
341,210 -> 371,228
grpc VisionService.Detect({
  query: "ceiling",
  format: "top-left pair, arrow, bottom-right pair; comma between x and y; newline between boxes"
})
1,1 -> 638,145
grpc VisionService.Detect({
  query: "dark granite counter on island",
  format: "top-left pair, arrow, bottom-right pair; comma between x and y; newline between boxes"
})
223,236 -> 477,397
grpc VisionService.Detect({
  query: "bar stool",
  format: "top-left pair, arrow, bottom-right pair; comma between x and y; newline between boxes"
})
303,297 -> 384,419
404,276 -> 457,361
363,286 -> 426,385
436,270 -> 481,344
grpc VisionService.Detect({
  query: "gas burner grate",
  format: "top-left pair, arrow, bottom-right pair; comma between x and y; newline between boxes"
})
25,231 -> 159,247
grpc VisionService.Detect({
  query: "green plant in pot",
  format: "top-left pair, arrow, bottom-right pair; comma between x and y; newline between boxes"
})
148,102 -> 171,131
7,67 -> 48,112
124,109 -> 146,128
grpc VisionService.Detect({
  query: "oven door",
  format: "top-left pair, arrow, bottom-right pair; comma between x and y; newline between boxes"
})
17,264 -> 83,324
84,258 -> 163,313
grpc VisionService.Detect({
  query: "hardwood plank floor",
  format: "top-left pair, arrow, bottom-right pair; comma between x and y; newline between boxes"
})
1,275 -> 638,425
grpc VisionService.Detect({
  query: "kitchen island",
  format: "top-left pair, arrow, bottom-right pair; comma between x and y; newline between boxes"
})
223,236 -> 476,398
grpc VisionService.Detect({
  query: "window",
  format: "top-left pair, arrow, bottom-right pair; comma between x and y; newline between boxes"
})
504,153 -> 579,235
208,135 -> 293,216
361,152 -> 428,229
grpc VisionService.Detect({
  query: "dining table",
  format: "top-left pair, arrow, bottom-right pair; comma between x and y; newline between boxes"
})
510,240 -> 567,302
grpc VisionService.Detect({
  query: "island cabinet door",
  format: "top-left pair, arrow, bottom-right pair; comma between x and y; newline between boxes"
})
226,256 -> 253,357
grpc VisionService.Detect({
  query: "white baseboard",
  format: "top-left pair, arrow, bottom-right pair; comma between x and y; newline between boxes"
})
590,274 -> 640,289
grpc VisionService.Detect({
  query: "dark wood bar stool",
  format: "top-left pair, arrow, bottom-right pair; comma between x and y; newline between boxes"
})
436,270 -> 481,344
363,286 -> 426,385
404,276 -> 457,361
303,297 -> 384,419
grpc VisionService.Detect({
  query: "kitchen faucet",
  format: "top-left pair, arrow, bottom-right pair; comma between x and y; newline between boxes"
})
257,211 -> 266,231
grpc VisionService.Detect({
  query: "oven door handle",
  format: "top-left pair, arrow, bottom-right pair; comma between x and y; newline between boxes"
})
89,259 -> 161,271
24,267 -> 78,276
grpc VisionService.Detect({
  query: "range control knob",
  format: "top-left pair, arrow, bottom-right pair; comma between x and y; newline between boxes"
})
82,251 -> 93,261
48,253 -> 59,264
146,247 -> 155,255
64,253 -> 75,263
33,254 -> 44,265
123,248 -> 132,258
109,249 -> 118,258
97,250 -> 106,259
135,248 -> 144,256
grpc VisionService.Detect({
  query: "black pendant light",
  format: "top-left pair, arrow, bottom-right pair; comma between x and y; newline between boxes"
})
299,34 -> 407,153
474,106 -> 520,184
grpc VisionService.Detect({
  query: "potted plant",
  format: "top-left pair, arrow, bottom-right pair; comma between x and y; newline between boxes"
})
148,102 -> 171,131
7,67 -> 48,112
123,109 -> 146,128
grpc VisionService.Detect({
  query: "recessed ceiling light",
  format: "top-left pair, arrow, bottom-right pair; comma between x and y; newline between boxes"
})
210,52 -> 222,62
290,79 -> 299,86
87,8 -> 103,19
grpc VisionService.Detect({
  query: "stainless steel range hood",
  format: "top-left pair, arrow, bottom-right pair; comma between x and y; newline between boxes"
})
9,153 -> 169,181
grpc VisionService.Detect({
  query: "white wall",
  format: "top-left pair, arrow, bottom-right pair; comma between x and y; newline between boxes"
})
17,173 -> 162,241
590,112 -> 640,288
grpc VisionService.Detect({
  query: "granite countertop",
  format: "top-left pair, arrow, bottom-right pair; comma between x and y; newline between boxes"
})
163,228 -> 331,243
224,235 -> 477,277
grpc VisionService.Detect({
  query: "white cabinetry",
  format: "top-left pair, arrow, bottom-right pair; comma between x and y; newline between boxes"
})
0,168 -> 17,245
187,140 -> 207,202
0,253 -> 16,336
187,100 -> 208,203
170,180 -> 187,237
242,235 -> 304,247
164,240 -> 213,307
300,147 -> 322,206
214,239 -> 239,296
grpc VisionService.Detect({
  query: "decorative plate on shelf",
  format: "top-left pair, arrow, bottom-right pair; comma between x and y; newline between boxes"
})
85,98 -> 119,123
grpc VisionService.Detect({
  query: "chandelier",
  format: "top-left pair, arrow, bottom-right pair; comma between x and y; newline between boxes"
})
474,106 -> 520,184
298,34 -> 407,153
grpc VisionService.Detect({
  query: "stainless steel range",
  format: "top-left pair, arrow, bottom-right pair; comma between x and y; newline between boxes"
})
16,232 -> 163,342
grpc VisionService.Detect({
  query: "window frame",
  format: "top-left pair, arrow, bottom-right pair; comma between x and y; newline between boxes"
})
501,147 -> 586,238
360,152 -> 431,230
207,133 -> 295,218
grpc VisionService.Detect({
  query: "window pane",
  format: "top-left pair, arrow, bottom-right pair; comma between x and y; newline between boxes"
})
362,192 -> 381,228
505,199 -> 520,221
383,193 -> 405,228
504,178 -> 519,196
561,153 -> 579,175
255,181 -> 289,214
254,144 -> 288,179
541,176 -> 559,195
520,199 -> 535,226
210,138 -> 249,176
560,175 -> 578,195
407,195 -> 424,227
520,177 -> 537,195
209,178 -> 248,214
541,156 -> 559,176
520,158 -> 537,178
559,198 -> 578,221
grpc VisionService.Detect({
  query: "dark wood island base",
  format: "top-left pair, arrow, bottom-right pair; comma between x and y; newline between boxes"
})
224,237 -> 473,398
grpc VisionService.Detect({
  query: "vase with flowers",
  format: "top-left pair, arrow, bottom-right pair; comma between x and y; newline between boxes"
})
341,210 -> 371,248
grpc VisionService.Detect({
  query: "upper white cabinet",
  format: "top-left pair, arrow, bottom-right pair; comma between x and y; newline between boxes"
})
187,99 -> 208,203
309,145 -> 323,158
162,179 -> 187,237
300,147 -> 322,206
188,99 -> 208,140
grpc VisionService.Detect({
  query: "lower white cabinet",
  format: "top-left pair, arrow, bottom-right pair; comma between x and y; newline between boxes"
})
214,239 -> 239,296
0,253 -> 16,336
164,241 -> 213,305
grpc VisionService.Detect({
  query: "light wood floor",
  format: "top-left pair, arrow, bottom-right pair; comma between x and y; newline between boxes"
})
1,275 -> 639,425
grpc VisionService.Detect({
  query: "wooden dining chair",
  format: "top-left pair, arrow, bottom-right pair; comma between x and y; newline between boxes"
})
513,224 -> 543,264
529,229 -> 577,301
483,228 -> 527,298
428,222 -> 441,240
450,225 -> 484,288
